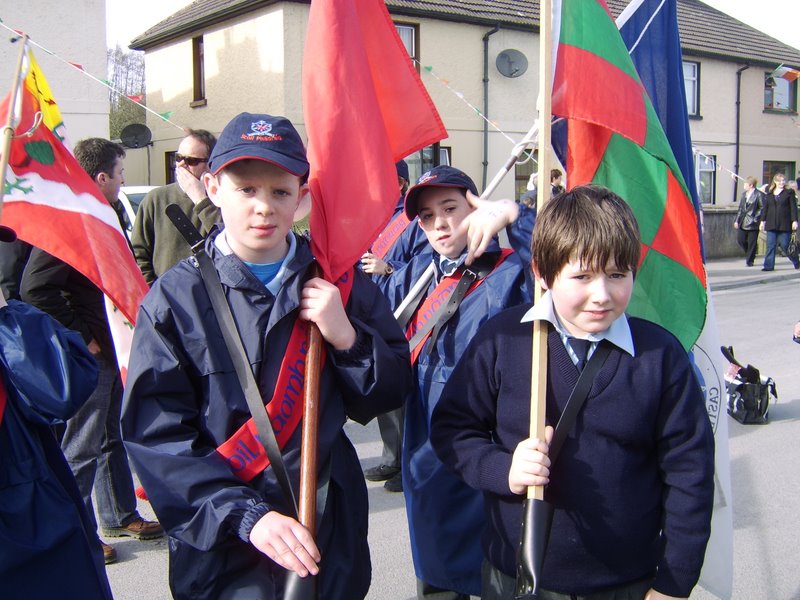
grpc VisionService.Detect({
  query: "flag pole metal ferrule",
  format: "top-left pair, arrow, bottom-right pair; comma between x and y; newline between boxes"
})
0,33 -> 30,217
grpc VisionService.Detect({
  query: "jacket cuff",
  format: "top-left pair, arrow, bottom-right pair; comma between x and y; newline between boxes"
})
329,325 -> 371,365
652,563 -> 701,598
237,501 -> 272,543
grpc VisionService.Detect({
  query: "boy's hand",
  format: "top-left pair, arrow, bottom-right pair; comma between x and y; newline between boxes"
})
508,426 -> 554,495
250,511 -> 320,577
644,590 -> 685,600
300,277 -> 357,351
460,191 -> 519,265
360,252 -> 391,276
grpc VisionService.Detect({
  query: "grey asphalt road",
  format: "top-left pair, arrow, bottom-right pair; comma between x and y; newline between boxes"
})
105,264 -> 800,600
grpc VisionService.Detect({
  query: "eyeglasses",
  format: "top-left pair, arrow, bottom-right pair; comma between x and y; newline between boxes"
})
175,154 -> 208,167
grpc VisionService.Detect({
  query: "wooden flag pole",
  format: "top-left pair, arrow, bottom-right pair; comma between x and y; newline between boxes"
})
515,1 -> 554,597
530,0 -> 553,505
0,34 -> 29,216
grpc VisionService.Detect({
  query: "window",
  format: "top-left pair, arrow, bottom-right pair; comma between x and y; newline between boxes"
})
395,23 -> 419,71
764,73 -> 797,112
514,151 -> 538,200
683,61 -> 699,117
696,153 -> 716,204
762,161 -> 796,186
192,36 -> 206,106
165,151 -> 177,184
439,146 -> 451,166
406,144 -> 439,184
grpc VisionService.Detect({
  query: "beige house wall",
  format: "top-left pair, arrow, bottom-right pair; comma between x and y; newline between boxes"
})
0,1 -> 109,145
687,56 -> 799,207
136,4 -> 799,203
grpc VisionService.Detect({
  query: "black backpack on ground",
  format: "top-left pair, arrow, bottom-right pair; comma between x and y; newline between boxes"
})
721,346 -> 776,425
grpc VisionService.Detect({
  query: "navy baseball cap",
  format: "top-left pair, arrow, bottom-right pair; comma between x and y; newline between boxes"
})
208,113 -> 309,177
0,225 -> 17,243
396,160 -> 409,181
404,165 -> 479,219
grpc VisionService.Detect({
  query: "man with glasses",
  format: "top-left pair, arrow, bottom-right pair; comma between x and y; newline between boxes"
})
131,129 -> 220,285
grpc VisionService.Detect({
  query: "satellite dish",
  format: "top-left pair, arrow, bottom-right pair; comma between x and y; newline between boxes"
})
496,49 -> 528,78
120,123 -> 153,149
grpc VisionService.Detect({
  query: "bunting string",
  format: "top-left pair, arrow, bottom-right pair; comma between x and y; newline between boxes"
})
0,18 -> 185,132
418,59 -> 537,167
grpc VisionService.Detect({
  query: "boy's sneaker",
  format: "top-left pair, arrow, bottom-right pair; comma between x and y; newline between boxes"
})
384,472 -> 403,493
102,516 -> 164,540
101,542 -> 117,565
363,464 -> 400,482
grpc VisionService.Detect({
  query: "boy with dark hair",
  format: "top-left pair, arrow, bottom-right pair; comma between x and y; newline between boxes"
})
382,165 -> 529,598
550,168 -> 565,197
121,112 -> 411,599
431,185 -> 715,600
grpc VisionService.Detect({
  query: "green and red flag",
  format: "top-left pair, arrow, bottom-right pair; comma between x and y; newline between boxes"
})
552,0 -> 706,350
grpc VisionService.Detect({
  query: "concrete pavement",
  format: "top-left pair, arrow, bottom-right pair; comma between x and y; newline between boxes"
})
705,254 -> 800,291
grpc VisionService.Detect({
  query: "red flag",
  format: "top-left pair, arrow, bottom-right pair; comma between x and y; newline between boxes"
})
302,0 -> 447,282
1,64 -> 147,324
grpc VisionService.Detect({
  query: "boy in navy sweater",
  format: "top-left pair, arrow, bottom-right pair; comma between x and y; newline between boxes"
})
431,185 -> 714,600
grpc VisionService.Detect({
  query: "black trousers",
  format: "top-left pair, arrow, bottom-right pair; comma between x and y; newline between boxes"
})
480,560 -> 653,600
737,228 -> 759,265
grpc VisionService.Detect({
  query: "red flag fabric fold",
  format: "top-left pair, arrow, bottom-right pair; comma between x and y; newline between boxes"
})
302,0 -> 447,282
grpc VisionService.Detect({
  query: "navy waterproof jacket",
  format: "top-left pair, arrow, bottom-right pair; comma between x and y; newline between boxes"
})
122,231 -> 412,600
381,243 -> 530,595
0,301 -> 111,599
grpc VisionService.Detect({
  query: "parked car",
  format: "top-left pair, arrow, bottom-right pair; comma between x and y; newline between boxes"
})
117,186 -> 155,237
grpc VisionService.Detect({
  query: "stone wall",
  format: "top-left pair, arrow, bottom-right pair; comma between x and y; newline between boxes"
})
702,207 -> 743,259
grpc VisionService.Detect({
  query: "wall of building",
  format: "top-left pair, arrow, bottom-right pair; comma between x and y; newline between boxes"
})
141,4 -> 294,185
0,0 -> 109,145
688,56 -> 800,208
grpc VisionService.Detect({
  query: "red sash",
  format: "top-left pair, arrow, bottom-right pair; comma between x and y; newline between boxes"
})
0,376 -> 7,429
216,269 -> 354,482
371,211 -> 411,260
406,250 -> 512,365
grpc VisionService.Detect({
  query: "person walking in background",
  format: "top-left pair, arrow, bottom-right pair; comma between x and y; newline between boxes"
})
131,129 -> 220,285
550,168 -> 565,197
759,173 -> 799,271
734,176 -> 764,267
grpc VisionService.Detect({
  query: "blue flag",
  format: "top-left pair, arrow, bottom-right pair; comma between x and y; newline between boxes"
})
616,0 -> 701,217
616,3 -> 733,598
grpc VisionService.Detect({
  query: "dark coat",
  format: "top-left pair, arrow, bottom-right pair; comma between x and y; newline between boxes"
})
431,305 -> 715,597
122,231 -> 412,600
735,189 -> 764,230
20,248 -> 116,361
0,301 -> 111,599
380,244 -> 530,595
761,188 -> 798,232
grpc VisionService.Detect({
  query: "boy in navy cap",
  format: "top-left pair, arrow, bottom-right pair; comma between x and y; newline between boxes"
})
121,112 -> 412,599
381,165 -> 530,598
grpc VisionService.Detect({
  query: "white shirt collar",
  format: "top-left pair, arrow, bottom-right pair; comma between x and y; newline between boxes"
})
520,290 -> 635,357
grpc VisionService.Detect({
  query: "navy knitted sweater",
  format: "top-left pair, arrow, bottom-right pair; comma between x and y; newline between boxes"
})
431,303 -> 714,597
